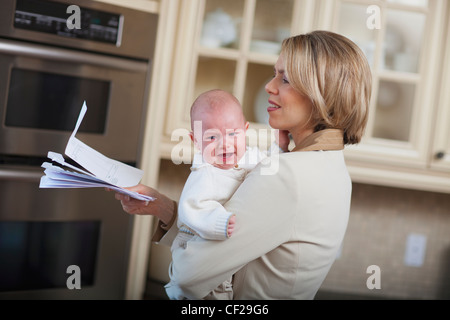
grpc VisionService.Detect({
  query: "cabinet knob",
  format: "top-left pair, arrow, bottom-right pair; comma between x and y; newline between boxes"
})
435,151 -> 445,159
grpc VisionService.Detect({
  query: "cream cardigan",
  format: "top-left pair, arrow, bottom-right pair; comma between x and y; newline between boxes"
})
157,129 -> 350,299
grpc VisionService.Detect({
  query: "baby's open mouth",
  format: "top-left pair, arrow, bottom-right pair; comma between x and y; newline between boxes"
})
220,153 -> 235,163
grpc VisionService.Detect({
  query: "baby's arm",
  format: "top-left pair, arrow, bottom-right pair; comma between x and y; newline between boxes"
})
178,167 -> 238,240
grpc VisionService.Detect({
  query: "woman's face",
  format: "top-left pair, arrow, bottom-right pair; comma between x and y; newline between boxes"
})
265,54 -> 314,138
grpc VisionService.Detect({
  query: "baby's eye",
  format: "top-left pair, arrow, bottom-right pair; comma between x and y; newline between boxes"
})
228,132 -> 237,137
205,135 -> 216,141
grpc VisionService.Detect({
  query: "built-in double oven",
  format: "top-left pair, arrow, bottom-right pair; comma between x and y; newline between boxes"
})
0,0 -> 158,299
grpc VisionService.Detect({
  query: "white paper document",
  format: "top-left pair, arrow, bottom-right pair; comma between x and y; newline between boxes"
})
39,101 -> 154,202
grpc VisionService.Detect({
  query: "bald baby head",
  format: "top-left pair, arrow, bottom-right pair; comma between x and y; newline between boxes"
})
190,89 -> 246,130
189,89 -> 249,169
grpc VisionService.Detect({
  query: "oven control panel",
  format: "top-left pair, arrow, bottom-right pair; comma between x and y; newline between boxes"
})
14,0 -> 122,45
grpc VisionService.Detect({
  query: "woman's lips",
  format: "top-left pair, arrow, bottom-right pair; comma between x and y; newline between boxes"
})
267,104 -> 281,112
267,106 -> 279,112
267,100 -> 281,112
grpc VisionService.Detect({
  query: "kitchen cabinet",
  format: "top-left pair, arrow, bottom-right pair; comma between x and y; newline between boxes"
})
313,0 -> 450,193
430,21 -> 450,173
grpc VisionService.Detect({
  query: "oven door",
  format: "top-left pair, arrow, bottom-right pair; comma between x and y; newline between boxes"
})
0,166 -> 133,299
0,38 -> 149,163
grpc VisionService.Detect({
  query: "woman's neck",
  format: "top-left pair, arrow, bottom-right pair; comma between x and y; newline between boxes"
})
290,127 -> 315,149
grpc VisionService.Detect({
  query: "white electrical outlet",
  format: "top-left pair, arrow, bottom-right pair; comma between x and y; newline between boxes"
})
404,233 -> 427,267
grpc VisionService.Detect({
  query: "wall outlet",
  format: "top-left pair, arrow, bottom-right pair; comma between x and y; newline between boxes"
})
404,233 -> 427,267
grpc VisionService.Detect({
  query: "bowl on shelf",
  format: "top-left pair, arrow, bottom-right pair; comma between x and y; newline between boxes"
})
201,8 -> 237,48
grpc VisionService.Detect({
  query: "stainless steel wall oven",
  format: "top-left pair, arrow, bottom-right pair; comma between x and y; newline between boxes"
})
0,0 -> 157,299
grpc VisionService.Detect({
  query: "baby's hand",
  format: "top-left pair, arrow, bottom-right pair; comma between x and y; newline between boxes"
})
227,215 -> 236,238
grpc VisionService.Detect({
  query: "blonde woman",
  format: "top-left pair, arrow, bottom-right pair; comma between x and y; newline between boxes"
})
114,30 -> 372,299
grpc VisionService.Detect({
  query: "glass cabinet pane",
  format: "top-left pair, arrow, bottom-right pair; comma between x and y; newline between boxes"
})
193,57 -> 236,100
243,63 -> 273,124
337,2 -> 377,67
200,0 -> 244,49
250,0 -> 294,55
382,10 -> 425,73
373,80 -> 416,141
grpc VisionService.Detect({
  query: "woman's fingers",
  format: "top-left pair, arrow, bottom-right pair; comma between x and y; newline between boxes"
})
114,192 -> 130,202
105,183 -> 176,225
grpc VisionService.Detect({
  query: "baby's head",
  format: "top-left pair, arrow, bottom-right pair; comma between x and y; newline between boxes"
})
190,89 -> 249,170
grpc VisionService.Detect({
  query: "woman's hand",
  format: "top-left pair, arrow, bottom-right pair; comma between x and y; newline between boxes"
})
107,184 -> 176,225
113,184 -> 157,215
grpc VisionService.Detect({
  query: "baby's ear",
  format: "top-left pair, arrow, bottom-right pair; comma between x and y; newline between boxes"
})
245,121 -> 249,131
190,131 -> 201,150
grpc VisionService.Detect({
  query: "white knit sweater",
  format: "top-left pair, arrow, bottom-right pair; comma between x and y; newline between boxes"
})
177,146 -> 267,240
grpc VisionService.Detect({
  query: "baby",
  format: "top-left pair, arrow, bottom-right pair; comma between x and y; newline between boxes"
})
165,89 -> 279,300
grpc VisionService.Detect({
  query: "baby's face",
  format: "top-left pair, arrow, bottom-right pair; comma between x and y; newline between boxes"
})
192,106 -> 248,170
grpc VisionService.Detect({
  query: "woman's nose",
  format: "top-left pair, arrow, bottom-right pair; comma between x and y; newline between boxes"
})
265,77 -> 277,95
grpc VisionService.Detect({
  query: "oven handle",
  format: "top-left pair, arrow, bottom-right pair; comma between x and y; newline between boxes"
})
0,168 -> 43,182
0,38 -> 148,72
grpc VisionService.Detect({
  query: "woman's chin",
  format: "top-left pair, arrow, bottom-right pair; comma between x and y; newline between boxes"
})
268,117 -> 280,129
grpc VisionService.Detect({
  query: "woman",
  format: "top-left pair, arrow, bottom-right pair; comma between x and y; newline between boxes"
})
115,30 -> 372,299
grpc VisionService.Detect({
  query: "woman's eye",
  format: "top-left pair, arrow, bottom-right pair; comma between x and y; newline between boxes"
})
282,77 -> 290,84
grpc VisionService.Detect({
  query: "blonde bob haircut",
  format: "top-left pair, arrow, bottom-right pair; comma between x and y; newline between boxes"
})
281,30 -> 372,144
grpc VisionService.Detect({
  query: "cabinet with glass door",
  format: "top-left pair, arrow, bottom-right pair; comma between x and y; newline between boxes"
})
160,0 -> 316,160
314,0 -> 450,192
316,0 -> 445,166
430,16 -> 450,174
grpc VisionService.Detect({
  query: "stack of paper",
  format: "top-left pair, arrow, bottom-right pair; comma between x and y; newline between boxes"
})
39,101 -> 154,202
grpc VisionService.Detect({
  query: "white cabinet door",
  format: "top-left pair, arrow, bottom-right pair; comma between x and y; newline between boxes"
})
315,0 -> 447,169
430,19 -> 450,173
